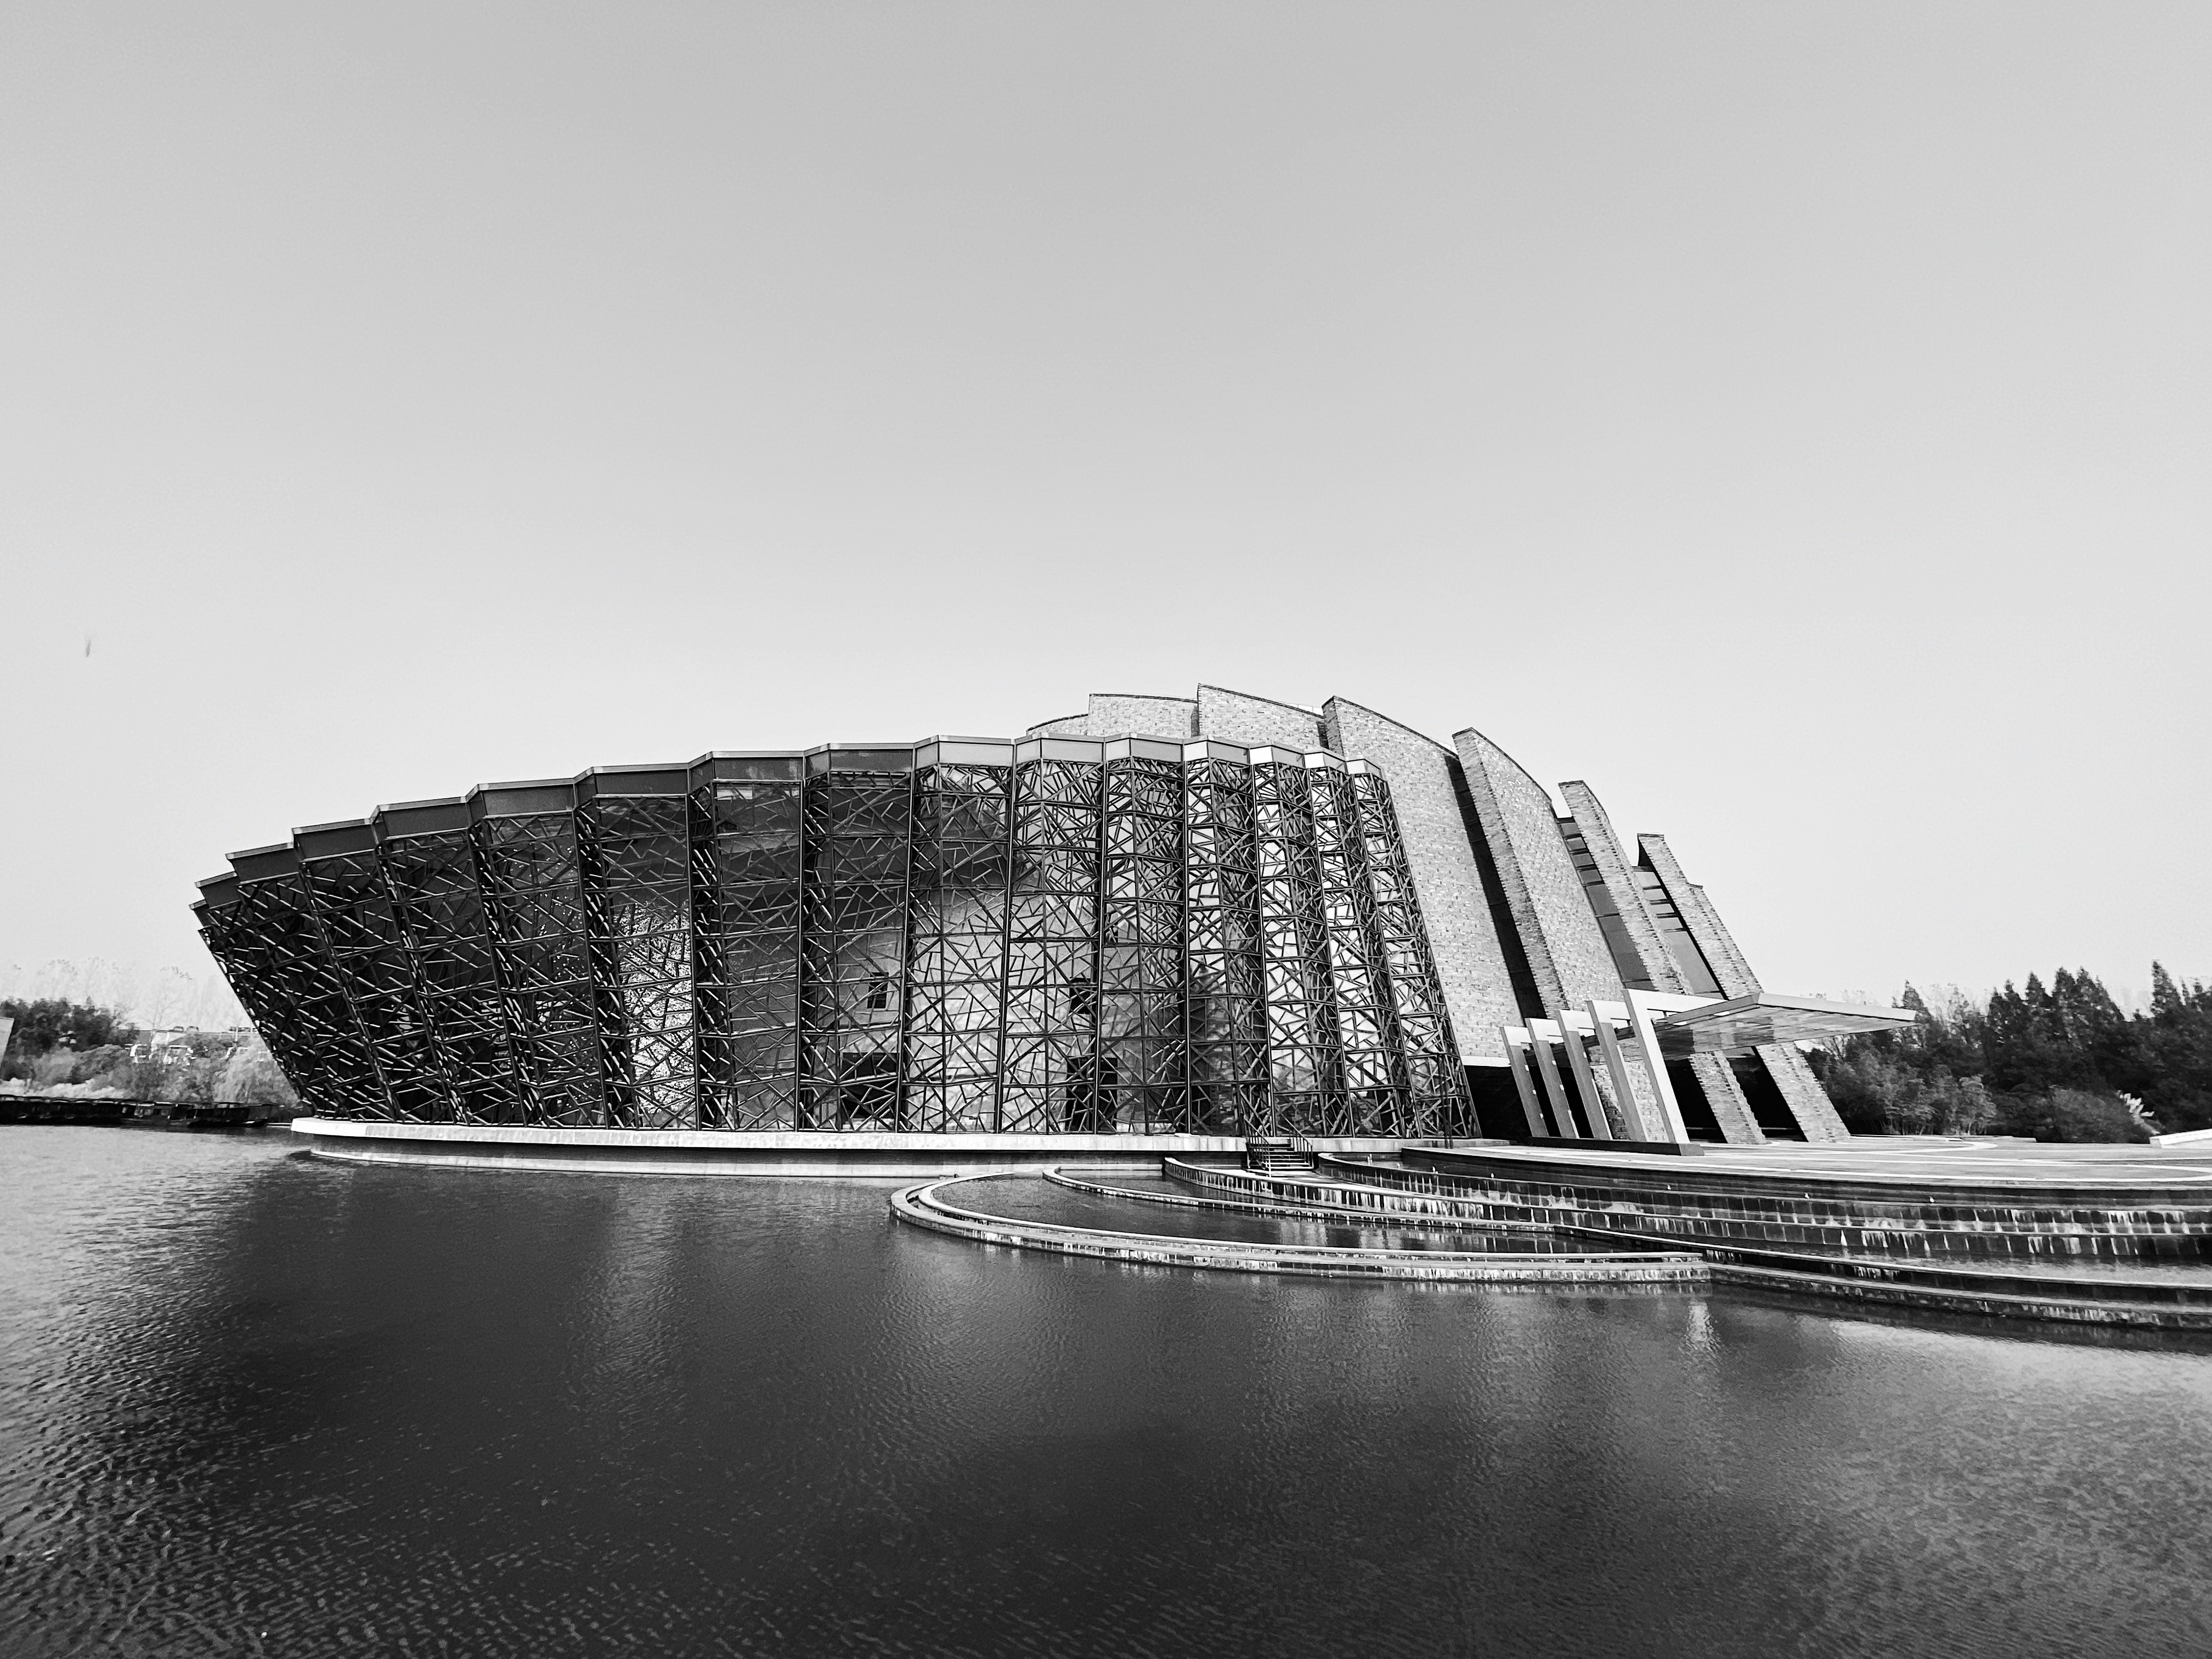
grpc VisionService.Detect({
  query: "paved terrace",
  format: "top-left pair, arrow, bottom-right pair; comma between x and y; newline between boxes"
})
1410,1137 -> 2212,1206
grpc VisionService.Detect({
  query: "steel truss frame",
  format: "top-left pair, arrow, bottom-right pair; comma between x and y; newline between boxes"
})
1306,760 -> 1411,1134
200,737 -> 1469,1138
1001,747 -> 1104,1132
1348,766 -> 1470,1135
578,774 -> 696,1130
903,755 -> 1012,1131
690,760 -> 805,1128
375,807 -> 522,1124
1249,753 -> 1345,1133
195,881 -> 349,1117
798,752 -> 911,1130
297,825 -> 453,1122
1101,742 -> 1187,1132
472,793 -> 603,1126
218,856 -> 383,1116
1182,749 -> 1267,1133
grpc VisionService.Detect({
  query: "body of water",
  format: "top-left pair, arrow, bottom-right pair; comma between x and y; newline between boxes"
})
3,1128 -> 2210,1656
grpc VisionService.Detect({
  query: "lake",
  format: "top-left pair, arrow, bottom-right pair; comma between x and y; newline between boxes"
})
3,1127 -> 2209,1656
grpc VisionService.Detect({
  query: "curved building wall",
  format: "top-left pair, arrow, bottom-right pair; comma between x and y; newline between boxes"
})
1454,727 -> 1625,1012
198,735 -> 1469,1137
1322,698 -> 1521,1057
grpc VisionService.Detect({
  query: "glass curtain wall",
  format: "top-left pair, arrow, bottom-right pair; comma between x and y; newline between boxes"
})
902,744 -> 1013,1131
1100,740 -> 1186,1131
297,822 -> 453,1122
373,802 -> 521,1125
799,751 -> 912,1129
471,786 -> 603,1126
1001,739 -> 1104,1132
578,770 -> 695,1130
690,757 -> 805,1128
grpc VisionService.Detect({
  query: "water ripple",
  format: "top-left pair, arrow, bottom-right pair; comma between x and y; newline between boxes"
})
2,1128 -> 2210,1656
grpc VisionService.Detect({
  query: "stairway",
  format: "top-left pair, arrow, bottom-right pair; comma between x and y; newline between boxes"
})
1245,1136 -> 1318,1174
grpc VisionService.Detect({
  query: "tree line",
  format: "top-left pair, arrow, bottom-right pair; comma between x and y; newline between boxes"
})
1809,965 -> 2212,1142
1,997 -> 295,1108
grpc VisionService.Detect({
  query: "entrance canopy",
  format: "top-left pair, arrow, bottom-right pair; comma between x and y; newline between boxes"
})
1650,993 -> 1918,1057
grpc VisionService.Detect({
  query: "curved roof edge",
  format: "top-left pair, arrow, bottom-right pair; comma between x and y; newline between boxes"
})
1196,682 -> 1325,719
1451,724 -> 1558,810
1322,696 -> 1455,759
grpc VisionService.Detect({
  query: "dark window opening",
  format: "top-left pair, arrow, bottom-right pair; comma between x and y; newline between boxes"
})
1664,1059 -> 1729,1142
1730,1054 -> 1805,1140
1463,1065 -> 1526,1138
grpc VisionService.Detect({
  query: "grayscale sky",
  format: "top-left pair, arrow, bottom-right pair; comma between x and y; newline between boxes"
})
3,1 -> 2207,1010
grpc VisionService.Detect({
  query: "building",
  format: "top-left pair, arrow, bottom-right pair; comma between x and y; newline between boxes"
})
196,685 -> 1901,1153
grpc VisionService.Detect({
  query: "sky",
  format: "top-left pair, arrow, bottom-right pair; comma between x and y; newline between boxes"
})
3,1 -> 2208,1018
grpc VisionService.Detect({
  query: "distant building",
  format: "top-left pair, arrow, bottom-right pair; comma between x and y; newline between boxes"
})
195,686 -> 1900,1146
130,1028 -> 207,1067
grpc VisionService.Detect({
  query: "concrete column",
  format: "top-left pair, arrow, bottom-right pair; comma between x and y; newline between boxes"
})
1501,1030 -> 1548,1136
1620,993 -> 1693,1145
1553,1012 -> 1616,1139
1525,1019 -> 1577,1137
1587,1002 -> 1658,1141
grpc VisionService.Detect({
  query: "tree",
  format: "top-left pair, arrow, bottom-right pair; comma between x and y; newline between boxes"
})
1812,966 -> 2186,1141
1,998 -> 139,1064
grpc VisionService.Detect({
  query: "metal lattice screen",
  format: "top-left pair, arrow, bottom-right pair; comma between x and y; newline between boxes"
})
199,738 -> 1470,1137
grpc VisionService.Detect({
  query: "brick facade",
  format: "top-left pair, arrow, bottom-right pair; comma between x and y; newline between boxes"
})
1322,699 -> 1519,1059
1195,685 -> 1325,751
1453,730 -> 1623,1009
1638,833 -> 1849,1143
1017,686 -> 1858,1146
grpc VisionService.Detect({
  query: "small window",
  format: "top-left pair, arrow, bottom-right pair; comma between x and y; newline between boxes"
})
866,973 -> 892,1013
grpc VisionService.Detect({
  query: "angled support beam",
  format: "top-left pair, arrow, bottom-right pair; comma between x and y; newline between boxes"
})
1587,999 -> 1661,1142
1525,1018 -> 1578,1138
1620,991 -> 1694,1145
1500,1028 -> 1548,1136
1551,1009 -> 1615,1139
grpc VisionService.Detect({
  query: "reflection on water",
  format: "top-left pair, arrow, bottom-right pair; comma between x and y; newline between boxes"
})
949,1172 -> 1584,1252
3,1128 -> 2211,1657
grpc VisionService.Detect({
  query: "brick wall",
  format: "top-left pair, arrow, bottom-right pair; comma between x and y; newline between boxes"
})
1196,685 -> 1324,751
1324,698 -> 1520,1058
1086,694 -> 1198,740
1454,730 -> 1623,1010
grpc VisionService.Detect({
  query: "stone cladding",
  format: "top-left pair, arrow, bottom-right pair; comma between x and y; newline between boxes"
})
1757,1043 -> 1850,1144
1195,685 -> 1325,751
1685,1052 -> 1768,1145
1321,699 -> 1519,1058
1638,836 -> 1756,996
1638,832 -> 1850,1143
1085,693 -> 1198,740
1024,713 -> 1091,738
1453,730 -> 1623,1010
1559,782 -> 1678,992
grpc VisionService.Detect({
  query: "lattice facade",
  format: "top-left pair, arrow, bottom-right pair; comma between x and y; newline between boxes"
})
691,759 -> 805,1129
196,734 -> 1470,1135
1182,747 -> 1267,1132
